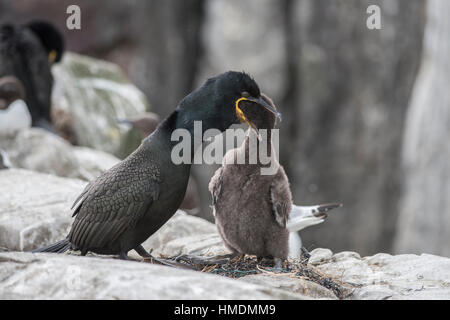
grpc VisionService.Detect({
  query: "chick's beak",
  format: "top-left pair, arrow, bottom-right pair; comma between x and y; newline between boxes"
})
235,95 -> 282,141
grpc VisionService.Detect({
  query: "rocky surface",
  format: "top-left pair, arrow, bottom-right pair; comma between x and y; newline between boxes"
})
394,0 -> 450,257
0,252 -> 305,300
309,248 -> 450,300
241,274 -> 337,300
1,169 -> 449,300
52,52 -> 148,159
0,169 -> 85,252
140,212 -> 227,259
71,146 -> 120,181
0,128 -> 120,181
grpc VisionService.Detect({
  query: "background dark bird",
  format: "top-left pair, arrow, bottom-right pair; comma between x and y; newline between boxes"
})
207,94 -> 341,267
118,112 -> 201,214
0,21 -> 64,132
33,71 -> 276,260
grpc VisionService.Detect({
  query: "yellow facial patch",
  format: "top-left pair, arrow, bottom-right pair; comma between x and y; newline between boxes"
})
48,50 -> 57,63
235,97 -> 250,124
235,97 -> 261,140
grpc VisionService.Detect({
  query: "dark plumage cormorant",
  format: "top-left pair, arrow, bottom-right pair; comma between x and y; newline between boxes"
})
206,94 -> 341,266
118,112 -> 200,214
0,21 -> 64,132
33,71 -> 279,260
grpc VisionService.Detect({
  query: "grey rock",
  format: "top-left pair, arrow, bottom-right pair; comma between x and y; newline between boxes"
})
332,251 -> 361,262
394,0 -> 450,257
353,285 -> 397,300
0,128 -> 120,181
139,212 -> 226,258
143,212 -> 217,250
0,169 -> 86,251
0,252 -> 306,300
159,233 -> 227,258
313,250 -> 450,300
0,128 -> 81,179
308,248 -> 333,265
52,52 -> 148,158
241,274 -> 337,300
71,146 -> 120,181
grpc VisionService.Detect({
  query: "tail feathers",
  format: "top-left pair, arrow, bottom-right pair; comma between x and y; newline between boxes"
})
32,239 -> 71,254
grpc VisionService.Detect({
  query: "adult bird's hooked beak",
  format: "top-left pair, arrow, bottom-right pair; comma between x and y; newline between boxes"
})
247,96 -> 282,121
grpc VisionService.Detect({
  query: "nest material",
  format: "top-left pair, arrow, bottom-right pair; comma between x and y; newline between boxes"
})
151,254 -> 354,299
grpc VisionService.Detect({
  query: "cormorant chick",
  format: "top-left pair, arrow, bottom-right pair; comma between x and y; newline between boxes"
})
206,94 -> 341,267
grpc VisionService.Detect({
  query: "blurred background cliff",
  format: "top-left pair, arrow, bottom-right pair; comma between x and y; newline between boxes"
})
1,0 -> 449,257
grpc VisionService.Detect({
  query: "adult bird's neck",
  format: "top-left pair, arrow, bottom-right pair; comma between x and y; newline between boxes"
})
142,109 -> 208,163
151,110 -> 180,143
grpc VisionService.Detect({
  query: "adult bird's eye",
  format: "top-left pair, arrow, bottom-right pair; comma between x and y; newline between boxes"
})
242,91 -> 250,98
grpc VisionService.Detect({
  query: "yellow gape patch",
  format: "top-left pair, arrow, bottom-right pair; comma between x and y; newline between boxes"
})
235,97 -> 261,140
48,50 -> 57,63
235,97 -> 250,124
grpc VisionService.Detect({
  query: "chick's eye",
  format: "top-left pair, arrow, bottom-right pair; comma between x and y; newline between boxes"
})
242,91 -> 250,98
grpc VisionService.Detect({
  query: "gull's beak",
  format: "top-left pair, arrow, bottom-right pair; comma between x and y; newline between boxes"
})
287,203 -> 343,232
247,96 -> 282,121
312,203 -> 343,219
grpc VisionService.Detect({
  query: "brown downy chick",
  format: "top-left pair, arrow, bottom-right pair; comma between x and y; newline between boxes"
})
209,93 -> 290,263
209,94 -> 341,265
